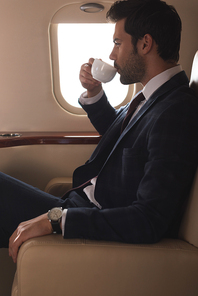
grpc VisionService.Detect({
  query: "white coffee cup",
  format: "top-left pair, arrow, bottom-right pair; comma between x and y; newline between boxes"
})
91,59 -> 117,83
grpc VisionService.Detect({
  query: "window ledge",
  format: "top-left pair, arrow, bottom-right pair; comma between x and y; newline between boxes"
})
0,132 -> 101,148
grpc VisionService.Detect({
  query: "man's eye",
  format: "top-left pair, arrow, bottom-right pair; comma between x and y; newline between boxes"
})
115,42 -> 121,47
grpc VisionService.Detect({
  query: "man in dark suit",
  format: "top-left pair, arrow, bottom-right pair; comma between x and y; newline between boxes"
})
2,0 -> 198,263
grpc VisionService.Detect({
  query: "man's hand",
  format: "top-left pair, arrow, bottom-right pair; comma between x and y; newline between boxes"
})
9,213 -> 53,263
79,58 -> 102,98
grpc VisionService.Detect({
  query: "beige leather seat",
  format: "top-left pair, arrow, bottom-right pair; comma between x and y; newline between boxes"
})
11,51 -> 198,296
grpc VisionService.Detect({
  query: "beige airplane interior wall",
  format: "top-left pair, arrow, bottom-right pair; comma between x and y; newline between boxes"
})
0,0 -> 197,133
0,145 -> 96,190
0,0 -> 197,189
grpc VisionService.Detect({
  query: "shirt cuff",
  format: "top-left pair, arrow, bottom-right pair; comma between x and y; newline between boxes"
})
79,89 -> 104,105
61,209 -> 67,237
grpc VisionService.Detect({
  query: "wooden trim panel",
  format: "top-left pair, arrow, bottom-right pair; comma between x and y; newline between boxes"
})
0,132 -> 101,148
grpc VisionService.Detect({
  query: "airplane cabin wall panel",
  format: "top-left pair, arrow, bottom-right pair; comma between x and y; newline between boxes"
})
0,0 -> 197,132
0,0 -> 95,132
0,144 -> 97,190
168,0 -> 198,78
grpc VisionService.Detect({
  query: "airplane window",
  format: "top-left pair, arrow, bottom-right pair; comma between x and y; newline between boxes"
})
57,23 -> 129,108
49,2 -> 134,115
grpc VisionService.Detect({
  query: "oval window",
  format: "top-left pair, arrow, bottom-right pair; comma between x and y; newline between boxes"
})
49,2 -> 134,114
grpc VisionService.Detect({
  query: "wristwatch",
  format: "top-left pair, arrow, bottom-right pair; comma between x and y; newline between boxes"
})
47,207 -> 63,234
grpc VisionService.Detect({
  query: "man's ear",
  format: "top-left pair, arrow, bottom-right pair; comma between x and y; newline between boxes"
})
141,34 -> 153,54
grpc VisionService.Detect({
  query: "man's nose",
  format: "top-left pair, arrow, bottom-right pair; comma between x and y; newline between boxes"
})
109,47 -> 116,60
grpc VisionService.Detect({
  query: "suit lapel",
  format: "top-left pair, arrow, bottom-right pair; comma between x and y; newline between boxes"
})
119,70 -> 189,141
88,105 -> 128,162
97,71 -> 189,171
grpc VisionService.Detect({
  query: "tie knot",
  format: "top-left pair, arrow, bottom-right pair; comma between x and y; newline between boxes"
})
128,92 -> 145,113
121,92 -> 145,133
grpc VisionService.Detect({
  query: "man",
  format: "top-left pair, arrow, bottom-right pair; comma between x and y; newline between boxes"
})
1,0 -> 198,263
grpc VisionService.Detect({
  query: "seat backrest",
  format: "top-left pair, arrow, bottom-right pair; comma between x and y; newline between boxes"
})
178,51 -> 198,247
189,51 -> 198,97
179,168 -> 198,247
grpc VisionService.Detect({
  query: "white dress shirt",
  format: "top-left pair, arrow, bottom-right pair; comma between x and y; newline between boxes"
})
61,65 -> 182,235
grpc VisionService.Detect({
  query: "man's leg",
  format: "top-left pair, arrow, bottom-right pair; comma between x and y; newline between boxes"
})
0,172 -> 75,248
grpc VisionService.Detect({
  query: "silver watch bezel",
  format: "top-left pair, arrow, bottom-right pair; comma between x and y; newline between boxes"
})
47,207 -> 63,222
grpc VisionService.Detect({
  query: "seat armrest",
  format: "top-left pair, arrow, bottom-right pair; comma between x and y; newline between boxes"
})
12,235 -> 198,296
45,177 -> 72,197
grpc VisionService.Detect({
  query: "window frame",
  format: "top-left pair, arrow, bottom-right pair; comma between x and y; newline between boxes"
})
49,2 -> 135,115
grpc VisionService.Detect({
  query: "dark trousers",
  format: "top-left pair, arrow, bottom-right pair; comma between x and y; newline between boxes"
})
0,172 -> 92,248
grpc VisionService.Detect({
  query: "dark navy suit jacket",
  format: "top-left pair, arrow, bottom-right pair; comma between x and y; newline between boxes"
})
63,71 -> 198,244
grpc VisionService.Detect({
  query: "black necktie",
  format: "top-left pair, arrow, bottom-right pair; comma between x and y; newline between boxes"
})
121,92 -> 145,133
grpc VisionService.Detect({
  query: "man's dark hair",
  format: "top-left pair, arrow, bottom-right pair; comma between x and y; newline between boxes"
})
107,0 -> 182,62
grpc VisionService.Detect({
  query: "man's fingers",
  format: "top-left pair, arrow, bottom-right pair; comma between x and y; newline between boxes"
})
80,61 -> 100,84
79,65 -> 101,92
8,213 -> 53,263
9,227 -> 25,263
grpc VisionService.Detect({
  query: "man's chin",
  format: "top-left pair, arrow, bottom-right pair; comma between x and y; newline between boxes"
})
120,73 -> 139,85
120,76 -> 133,85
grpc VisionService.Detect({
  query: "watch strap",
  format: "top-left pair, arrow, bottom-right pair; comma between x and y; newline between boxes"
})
51,220 -> 62,234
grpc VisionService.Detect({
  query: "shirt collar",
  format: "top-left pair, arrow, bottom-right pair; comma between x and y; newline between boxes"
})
142,65 -> 182,101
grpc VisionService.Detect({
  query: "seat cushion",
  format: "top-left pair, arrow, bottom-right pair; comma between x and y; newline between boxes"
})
12,235 -> 198,296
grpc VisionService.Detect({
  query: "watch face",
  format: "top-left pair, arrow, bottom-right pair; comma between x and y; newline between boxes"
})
48,207 -> 62,222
